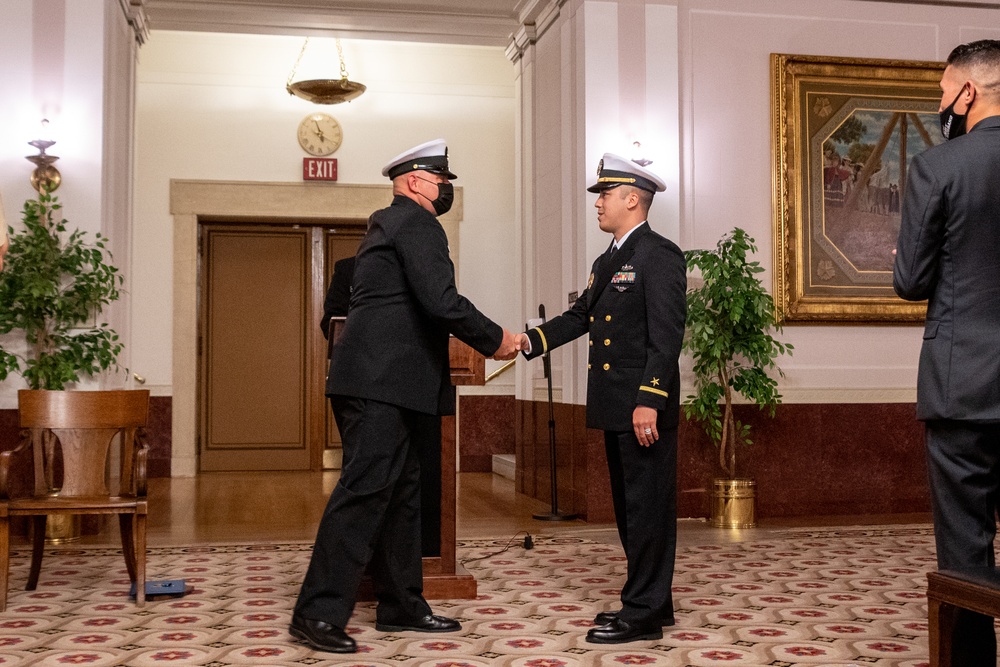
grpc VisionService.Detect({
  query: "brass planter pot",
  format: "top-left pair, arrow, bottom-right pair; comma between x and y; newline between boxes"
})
710,478 -> 756,529
40,492 -> 81,544
44,514 -> 81,544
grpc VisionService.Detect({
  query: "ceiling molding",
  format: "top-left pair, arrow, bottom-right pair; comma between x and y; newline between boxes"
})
505,0 -> 564,63
118,0 -> 151,44
144,0 -> 520,46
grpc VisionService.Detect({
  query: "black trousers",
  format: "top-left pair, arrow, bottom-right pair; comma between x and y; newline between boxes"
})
926,420 -> 1000,666
603,425 -> 677,625
294,396 -> 433,627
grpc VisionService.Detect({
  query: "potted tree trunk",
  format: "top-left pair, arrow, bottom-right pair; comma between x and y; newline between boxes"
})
683,228 -> 792,528
0,192 -> 125,541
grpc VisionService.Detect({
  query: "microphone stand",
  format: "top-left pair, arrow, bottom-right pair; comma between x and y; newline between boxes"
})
533,303 -> 579,521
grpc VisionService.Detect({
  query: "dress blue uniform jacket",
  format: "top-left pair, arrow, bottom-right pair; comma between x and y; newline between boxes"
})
522,222 -> 687,431
326,195 -> 503,415
893,115 -> 1000,423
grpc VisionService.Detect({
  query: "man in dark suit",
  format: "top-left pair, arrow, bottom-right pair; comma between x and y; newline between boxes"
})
321,255 -> 355,331
319,252 -> 444,559
516,153 -> 687,644
893,39 -> 1000,666
291,139 -> 519,654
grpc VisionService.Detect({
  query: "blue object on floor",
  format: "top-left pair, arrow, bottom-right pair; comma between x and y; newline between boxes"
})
129,579 -> 187,600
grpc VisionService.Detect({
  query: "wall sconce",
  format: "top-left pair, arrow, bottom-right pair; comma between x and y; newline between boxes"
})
26,123 -> 61,193
631,141 -> 652,167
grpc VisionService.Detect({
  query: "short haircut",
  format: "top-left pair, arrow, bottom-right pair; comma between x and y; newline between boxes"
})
948,40 -> 1000,99
620,185 -> 654,216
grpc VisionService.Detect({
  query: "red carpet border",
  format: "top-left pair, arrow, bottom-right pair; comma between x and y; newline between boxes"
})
0,526 -> 944,666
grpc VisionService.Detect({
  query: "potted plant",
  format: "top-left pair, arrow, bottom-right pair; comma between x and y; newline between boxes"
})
0,193 -> 123,390
0,193 -> 125,542
683,227 -> 792,528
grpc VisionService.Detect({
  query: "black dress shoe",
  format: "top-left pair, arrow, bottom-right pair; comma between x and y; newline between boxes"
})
289,613 -> 356,653
376,614 -> 462,633
593,610 -> 675,627
586,617 -> 663,644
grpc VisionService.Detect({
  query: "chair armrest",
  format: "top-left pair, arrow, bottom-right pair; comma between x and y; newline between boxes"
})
0,433 -> 34,499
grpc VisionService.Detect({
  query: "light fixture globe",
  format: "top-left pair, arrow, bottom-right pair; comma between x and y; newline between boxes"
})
286,77 -> 366,105
26,139 -> 61,194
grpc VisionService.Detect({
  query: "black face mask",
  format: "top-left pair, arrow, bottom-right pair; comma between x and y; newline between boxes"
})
418,177 -> 454,216
939,87 -> 969,140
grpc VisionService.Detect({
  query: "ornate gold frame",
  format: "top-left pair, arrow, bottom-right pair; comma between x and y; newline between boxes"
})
771,53 -> 944,323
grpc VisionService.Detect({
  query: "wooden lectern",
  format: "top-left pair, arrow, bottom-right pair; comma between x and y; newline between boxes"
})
417,337 -> 483,599
329,318 -> 482,600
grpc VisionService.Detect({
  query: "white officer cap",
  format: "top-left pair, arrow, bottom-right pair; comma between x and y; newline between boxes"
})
381,138 -> 458,180
586,153 -> 666,193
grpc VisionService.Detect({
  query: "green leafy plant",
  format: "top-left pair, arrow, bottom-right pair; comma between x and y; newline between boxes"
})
683,227 -> 792,479
0,193 -> 123,390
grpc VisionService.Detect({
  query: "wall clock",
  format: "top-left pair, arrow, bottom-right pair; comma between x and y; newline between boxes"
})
297,113 -> 342,156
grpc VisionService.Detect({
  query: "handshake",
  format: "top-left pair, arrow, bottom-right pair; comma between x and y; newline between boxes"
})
492,330 -> 531,361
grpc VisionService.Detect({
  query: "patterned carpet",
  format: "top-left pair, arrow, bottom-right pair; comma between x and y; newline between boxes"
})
0,526 -> 944,666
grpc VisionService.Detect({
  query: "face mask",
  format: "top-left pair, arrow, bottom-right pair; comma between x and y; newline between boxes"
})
939,87 -> 969,140
417,177 -> 454,216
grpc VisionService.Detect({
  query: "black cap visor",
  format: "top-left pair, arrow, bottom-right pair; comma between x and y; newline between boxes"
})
386,154 -> 457,180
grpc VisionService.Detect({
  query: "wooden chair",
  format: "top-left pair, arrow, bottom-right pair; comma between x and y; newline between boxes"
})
927,568 -> 1000,667
0,389 -> 151,612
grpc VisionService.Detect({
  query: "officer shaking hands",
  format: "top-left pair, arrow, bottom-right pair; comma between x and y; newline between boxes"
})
516,154 -> 687,644
291,139 -> 521,654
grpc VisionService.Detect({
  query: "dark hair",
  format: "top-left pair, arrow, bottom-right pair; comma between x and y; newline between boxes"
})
619,185 -> 654,215
948,40 -> 1000,98
947,40 -> 1000,68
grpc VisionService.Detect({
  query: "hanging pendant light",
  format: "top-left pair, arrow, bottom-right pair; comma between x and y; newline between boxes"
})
286,38 -> 366,105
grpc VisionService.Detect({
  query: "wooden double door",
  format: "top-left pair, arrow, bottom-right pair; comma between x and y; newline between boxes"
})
198,222 -> 364,472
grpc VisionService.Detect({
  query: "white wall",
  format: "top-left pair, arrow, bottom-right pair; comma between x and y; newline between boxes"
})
0,0 -> 135,407
132,32 -> 518,398
679,0 -> 1000,402
512,0 -> 682,406
513,0 -> 1000,407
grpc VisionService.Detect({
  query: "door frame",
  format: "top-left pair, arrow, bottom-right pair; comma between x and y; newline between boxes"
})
169,180 -> 465,477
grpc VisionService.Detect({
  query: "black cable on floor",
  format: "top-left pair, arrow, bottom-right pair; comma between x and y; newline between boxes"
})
460,531 -> 533,565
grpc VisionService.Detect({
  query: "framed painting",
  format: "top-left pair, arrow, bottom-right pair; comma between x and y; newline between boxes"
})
771,53 -> 944,323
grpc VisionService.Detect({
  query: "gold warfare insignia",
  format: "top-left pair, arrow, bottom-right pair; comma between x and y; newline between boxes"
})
588,273 -> 594,289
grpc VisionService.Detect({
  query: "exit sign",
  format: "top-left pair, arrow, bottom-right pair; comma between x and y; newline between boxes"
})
303,157 -> 338,181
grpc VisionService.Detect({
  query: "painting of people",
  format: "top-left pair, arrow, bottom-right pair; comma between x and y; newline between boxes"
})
772,54 -> 945,322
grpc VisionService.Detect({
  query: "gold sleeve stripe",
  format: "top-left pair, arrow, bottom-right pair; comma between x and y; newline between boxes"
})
639,386 -> 669,398
533,327 -> 548,354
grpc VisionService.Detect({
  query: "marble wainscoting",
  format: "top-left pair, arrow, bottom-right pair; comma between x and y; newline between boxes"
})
514,400 -> 930,522
457,395 -> 516,472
